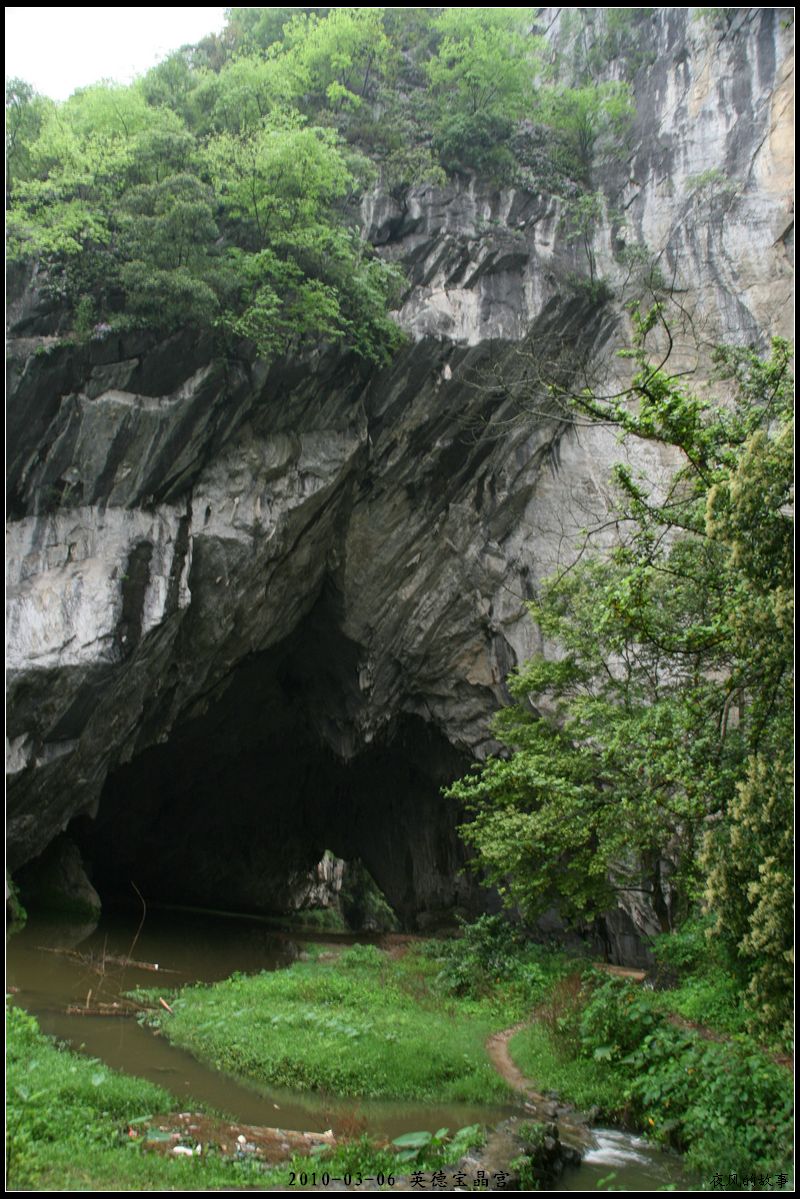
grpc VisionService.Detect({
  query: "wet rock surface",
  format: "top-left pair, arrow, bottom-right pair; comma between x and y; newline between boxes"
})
455,1118 -> 581,1191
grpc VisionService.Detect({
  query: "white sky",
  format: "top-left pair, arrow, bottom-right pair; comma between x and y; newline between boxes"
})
5,7 -> 228,101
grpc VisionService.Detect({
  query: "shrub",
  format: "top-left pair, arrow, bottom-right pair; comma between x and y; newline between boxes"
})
627,1026 -> 793,1177
577,973 -> 662,1063
535,971 -> 585,1056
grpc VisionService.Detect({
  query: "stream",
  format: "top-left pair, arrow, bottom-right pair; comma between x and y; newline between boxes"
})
7,909 -> 690,1191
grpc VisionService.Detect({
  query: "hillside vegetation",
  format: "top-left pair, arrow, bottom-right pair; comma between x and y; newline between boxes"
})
6,7 -> 639,363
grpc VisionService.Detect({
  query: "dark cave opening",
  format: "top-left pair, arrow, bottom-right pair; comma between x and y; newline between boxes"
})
71,594 -> 486,930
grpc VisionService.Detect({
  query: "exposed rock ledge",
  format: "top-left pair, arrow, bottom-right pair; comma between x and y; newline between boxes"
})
6,8 -> 793,944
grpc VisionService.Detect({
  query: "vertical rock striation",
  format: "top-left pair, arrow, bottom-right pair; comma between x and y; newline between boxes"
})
6,9 -> 793,938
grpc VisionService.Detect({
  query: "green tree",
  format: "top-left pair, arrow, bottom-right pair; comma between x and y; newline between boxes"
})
280,7 -> 395,111
225,7 -> 326,55
202,53 -> 305,133
447,320 -> 793,1037
560,190 -> 605,292
536,81 -> 634,179
204,116 -> 353,243
426,7 -> 541,173
204,117 -> 402,363
5,78 -> 52,200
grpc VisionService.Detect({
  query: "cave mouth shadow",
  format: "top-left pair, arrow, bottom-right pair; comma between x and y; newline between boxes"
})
75,599 -> 485,931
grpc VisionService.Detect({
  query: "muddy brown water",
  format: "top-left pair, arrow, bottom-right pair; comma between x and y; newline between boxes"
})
6,909 -> 517,1138
7,908 -> 691,1189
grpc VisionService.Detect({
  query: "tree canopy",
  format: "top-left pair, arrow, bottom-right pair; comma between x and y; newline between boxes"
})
447,318 -> 793,1039
6,8 -> 643,362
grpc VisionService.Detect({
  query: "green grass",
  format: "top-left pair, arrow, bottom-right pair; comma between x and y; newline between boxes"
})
5,1003 -> 394,1191
649,969 -> 748,1036
6,1004 -> 241,1188
270,906 -> 349,932
508,1022 -> 626,1117
147,943 -> 518,1103
648,918 -> 754,1041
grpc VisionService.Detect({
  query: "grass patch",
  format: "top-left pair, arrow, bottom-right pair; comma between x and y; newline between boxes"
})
147,942 -> 520,1103
282,907 -> 349,932
508,1022 -> 625,1116
649,969 -> 748,1036
648,919 -> 755,1041
6,1003 -> 407,1191
6,1003 -> 274,1189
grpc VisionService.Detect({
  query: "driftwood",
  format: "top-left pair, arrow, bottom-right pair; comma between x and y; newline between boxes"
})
97,954 -> 179,974
37,946 -> 180,973
65,1001 -> 145,1018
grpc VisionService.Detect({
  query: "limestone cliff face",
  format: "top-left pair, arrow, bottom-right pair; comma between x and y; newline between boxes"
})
6,9 -> 793,937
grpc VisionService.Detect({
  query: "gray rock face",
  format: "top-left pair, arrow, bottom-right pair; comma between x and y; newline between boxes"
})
6,10 -> 793,939
15,836 -> 101,920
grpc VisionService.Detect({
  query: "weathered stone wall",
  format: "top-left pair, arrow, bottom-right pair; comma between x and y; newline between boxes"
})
6,8 -> 793,938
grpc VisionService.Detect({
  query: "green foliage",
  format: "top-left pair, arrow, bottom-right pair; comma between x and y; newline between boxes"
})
339,859 -> 401,931
577,974 -> 663,1063
144,946 -> 514,1103
426,8 -> 541,175
5,1001 -> 351,1190
616,243 -> 669,298
556,9 -> 657,83
339,942 -> 385,969
292,906 -> 349,931
120,261 -> 221,329
649,916 -> 748,1036
657,973 -> 747,1038
560,190 -> 612,295
651,914 -> 717,974
7,22 -> 405,369
315,1133 -> 398,1180
535,82 -> 634,179
225,8 -> 317,55
685,167 -> 738,210
510,1126 -> 554,1194
6,78 -> 53,197
626,1025 -> 793,1177
508,1021 -> 626,1117
422,915 -> 568,1005
8,6 -> 644,358
72,294 -> 96,338
391,1123 -> 483,1167
686,167 -> 734,194
204,117 -> 352,240
280,7 -> 396,111
6,872 -> 28,927
510,971 -> 793,1178
288,1123 -> 483,1185
447,326 -> 793,1038
6,1003 -> 167,1188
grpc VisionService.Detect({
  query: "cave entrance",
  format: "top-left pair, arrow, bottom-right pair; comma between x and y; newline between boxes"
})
74,597 -> 482,930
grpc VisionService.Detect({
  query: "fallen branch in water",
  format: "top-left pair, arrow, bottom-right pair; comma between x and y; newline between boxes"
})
65,1000 -> 151,1018
36,947 -> 181,973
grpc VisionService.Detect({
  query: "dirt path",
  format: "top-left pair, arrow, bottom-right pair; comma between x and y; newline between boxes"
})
486,1022 -> 595,1154
485,1023 -> 543,1102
